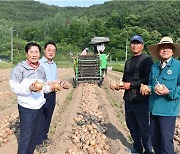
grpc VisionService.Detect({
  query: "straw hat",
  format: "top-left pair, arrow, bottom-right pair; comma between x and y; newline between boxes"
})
148,36 -> 180,59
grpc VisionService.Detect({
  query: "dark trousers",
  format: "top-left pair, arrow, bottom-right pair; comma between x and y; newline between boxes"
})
125,100 -> 152,153
150,114 -> 176,154
18,105 -> 43,154
36,92 -> 56,145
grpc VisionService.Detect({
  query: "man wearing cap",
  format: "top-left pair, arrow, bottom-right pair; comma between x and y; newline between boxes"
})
120,35 -> 153,153
141,36 -> 180,154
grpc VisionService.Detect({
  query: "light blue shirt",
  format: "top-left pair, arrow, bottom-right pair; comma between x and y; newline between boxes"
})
39,56 -> 58,82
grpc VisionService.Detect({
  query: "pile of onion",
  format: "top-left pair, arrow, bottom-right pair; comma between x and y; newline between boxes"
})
174,117 -> 180,143
0,111 -> 19,145
67,83 -> 110,154
0,91 -> 14,100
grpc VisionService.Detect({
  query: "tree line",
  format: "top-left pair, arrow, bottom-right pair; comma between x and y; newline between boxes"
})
0,0 -> 179,63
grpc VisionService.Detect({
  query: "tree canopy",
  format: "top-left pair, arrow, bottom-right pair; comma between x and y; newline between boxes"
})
0,0 -> 179,63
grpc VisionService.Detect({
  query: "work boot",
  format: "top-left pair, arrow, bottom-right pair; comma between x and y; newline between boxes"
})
35,144 -> 47,153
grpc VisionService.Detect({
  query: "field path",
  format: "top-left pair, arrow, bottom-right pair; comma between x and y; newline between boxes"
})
0,68 -> 178,153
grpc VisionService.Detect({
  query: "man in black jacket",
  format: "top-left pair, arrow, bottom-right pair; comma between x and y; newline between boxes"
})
121,35 -> 153,154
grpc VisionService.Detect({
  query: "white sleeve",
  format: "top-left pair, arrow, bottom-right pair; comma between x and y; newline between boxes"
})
43,83 -> 52,93
9,79 -> 31,95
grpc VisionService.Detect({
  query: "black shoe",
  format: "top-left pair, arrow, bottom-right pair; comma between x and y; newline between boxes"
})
127,147 -> 143,154
43,138 -> 53,145
36,144 -> 47,153
143,151 -> 153,154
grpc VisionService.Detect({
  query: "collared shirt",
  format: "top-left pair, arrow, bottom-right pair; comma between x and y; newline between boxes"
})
9,61 -> 51,109
160,57 -> 171,69
149,58 -> 180,116
39,56 -> 58,82
26,60 -> 40,69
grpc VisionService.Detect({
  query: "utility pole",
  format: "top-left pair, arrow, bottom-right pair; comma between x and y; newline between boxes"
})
125,37 -> 128,62
10,26 -> 14,63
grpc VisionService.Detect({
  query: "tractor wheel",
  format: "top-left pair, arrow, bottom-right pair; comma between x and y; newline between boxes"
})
98,81 -> 102,87
73,78 -> 78,88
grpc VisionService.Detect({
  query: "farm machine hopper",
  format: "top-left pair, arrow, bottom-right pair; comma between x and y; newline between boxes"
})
73,37 -> 110,87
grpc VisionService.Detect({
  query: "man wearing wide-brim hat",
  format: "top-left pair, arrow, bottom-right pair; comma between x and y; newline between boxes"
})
141,36 -> 180,154
148,36 -> 180,60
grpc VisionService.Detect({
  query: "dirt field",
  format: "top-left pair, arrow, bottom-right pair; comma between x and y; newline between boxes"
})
0,68 -> 179,154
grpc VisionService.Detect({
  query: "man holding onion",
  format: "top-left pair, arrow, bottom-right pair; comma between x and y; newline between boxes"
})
9,42 -> 53,154
140,36 -> 180,154
36,41 -> 69,153
117,35 -> 154,154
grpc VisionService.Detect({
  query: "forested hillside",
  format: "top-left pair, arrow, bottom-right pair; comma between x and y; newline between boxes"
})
0,0 -> 179,63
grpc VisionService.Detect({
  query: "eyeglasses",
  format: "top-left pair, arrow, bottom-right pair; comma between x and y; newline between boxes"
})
159,47 -> 173,51
159,44 -> 173,51
46,48 -> 56,52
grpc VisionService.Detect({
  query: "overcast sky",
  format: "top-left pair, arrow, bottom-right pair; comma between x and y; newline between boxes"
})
36,0 -> 110,7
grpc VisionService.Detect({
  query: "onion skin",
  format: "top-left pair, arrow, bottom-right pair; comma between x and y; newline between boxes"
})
34,82 -> 43,90
110,82 -> 117,90
154,84 -> 164,91
2,138 -> 8,143
66,83 -> 111,153
110,81 -> 123,90
53,82 -> 61,91
140,84 -> 151,95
